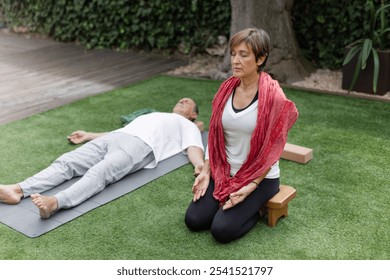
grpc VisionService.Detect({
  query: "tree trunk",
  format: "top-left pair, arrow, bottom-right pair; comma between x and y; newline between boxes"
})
219,0 -> 313,83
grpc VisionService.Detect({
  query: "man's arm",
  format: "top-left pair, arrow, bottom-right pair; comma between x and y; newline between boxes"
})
67,130 -> 108,144
186,146 -> 204,176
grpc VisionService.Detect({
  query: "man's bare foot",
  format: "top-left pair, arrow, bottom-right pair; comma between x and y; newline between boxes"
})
0,184 -> 23,204
31,194 -> 58,219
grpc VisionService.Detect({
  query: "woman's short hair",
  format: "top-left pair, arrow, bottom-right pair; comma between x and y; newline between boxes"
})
229,28 -> 271,72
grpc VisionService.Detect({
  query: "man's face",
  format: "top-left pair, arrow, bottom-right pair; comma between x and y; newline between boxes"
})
173,98 -> 197,120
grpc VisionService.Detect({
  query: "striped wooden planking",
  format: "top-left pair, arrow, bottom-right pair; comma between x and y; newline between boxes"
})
0,32 -> 187,125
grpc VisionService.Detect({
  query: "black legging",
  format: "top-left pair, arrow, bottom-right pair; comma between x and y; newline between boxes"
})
185,178 -> 279,243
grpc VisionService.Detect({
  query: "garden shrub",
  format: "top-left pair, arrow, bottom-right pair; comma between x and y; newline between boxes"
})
292,0 -> 376,69
1,0 -> 385,69
0,0 -> 231,52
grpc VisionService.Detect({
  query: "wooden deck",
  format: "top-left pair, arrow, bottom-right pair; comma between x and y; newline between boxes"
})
0,32 -> 187,125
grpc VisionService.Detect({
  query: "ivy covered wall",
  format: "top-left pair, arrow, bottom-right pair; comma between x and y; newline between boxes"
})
1,0 -> 386,69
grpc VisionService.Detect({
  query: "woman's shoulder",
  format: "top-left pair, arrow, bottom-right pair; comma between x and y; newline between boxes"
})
260,72 -> 286,99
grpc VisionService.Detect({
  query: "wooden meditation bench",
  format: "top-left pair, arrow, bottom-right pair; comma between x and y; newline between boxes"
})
262,185 -> 296,227
263,143 -> 310,225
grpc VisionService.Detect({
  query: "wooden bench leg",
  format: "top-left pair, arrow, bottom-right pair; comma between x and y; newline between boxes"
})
261,185 -> 296,227
267,204 -> 288,227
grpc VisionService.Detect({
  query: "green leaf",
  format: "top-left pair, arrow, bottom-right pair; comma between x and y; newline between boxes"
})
374,3 -> 390,30
343,45 -> 361,66
316,15 -> 325,23
368,0 -> 376,37
379,26 -> 390,35
361,39 -> 372,69
348,50 -> 363,93
372,49 -> 379,94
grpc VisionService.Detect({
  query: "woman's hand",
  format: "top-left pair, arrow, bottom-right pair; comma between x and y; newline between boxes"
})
223,168 -> 270,210
222,183 -> 257,210
192,170 -> 210,202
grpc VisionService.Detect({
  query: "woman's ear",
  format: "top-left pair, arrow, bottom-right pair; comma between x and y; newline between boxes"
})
257,55 -> 267,66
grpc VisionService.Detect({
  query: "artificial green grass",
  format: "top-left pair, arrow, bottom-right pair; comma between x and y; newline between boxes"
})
0,75 -> 389,260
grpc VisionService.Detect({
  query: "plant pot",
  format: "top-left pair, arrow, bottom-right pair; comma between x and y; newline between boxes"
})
342,48 -> 390,95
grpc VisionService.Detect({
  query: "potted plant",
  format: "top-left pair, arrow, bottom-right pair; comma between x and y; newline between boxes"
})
342,0 -> 390,95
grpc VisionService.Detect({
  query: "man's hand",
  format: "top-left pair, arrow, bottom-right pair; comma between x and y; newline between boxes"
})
67,130 -> 90,144
193,162 -> 204,177
67,131 -> 108,144
222,183 -> 257,210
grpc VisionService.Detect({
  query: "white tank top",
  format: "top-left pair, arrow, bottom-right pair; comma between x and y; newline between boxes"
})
221,94 -> 279,178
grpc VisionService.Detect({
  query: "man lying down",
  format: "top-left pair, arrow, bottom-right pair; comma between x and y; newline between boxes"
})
0,98 -> 204,218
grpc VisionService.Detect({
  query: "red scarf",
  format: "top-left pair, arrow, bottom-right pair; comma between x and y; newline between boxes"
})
209,72 -> 299,203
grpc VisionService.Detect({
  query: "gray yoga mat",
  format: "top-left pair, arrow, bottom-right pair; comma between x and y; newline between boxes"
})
0,132 -> 208,238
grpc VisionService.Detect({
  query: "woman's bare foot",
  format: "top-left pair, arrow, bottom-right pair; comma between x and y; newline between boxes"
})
0,184 -> 23,204
31,194 -> 58,219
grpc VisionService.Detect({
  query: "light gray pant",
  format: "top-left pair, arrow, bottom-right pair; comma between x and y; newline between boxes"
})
19,133 -> 154,209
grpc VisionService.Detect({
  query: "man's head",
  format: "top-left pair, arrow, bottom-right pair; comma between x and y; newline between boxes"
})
172,98 -> 199,121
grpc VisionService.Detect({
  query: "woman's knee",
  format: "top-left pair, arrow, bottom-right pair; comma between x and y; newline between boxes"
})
185,212 -> 201,231
211,212 -> 260,243
210,219 -> 239,243
185,206 -> 212,232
